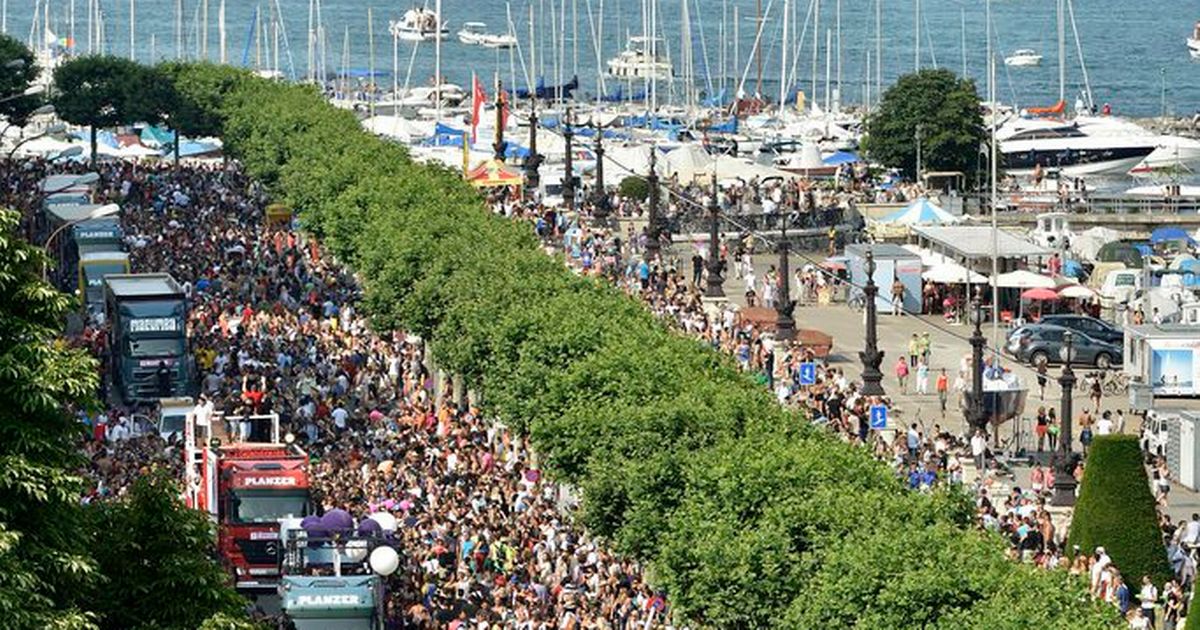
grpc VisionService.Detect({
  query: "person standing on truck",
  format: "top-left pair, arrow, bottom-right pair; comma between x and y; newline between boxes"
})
156,361 -> 172,397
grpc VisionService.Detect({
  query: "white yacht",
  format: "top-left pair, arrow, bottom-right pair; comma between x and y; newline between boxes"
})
606,37 -> 672,81
480,32 -> 518,49
457,22 -> 487,45
390,8 -> 448,42
1189,22 -> 1200,58
1004,49 -> 1043,67
999,116 -> 1164,177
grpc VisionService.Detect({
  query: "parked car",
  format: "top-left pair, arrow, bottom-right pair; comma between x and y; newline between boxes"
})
1004,324 -> 1123,369
1036,314 -> 1124,346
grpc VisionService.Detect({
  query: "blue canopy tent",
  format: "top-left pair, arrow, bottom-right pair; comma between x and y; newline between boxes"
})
1177,259 -> 1200,287
707,117 -> 738,134
822,151 -> 860,166
878,198 -> 961,225
1061,259 -> 1085,279
1151,226 -> 1196,245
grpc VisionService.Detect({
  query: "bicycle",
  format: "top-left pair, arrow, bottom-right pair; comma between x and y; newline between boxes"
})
848,293 -> 866,312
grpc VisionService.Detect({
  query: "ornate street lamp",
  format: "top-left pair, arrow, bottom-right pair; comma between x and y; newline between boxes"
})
590,120 -> 611,220
858,249 -> 886,397
704,179 -> 725,298
562,108 -> 575,214
645,146 -> 661,260
1052,330 -> 1079,506
967,292 -> 988,436
775,217 -> 795,341
522,100 -> 542,199
492,79 -> 507,162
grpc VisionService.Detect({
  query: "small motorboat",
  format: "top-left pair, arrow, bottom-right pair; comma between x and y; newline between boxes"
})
390,8 -> 448,42
457,22 -> 487,45
1188,21 -> 1200,58
480,32 -> 518,49
1004,49 -> 1043,67
606,37 -> 672,81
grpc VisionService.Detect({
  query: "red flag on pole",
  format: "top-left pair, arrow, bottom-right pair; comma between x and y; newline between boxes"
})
471,73 -> 486,144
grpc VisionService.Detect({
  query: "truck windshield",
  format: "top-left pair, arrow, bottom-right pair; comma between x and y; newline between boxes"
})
230,490 -> 308,523
128,338 -> 184,357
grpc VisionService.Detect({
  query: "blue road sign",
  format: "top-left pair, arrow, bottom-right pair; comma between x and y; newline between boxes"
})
798,362 -> 816,386
869,405 -> 888,430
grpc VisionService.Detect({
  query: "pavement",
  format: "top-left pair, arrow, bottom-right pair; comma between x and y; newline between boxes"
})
675,246 -> 1200,523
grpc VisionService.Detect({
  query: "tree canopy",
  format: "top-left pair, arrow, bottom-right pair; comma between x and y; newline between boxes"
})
0,207 -> 99,629
866,68 -> 985,181
151,62 -> 1123,628
0,34 -> 42,127
52,56 -> 168,165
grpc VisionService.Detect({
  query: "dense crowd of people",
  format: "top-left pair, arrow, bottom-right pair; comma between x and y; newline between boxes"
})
4,150 -> 1189,628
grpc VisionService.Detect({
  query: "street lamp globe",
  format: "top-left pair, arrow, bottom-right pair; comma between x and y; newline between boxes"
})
1059,330 -> 1076,364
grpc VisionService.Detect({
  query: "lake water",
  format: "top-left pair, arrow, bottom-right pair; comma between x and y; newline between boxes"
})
5,0 -> 1197,116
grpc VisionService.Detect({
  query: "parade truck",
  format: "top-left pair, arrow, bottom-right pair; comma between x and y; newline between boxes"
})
79,251 -> 130,320
104,273 -> 193,403
184,411 -> 312,600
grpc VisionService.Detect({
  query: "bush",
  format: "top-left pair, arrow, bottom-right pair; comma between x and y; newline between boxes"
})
618,175 -> 649,201
162,62 -> 1123,628
1068,435 -> 1173,587
1186,585 -> 1200,630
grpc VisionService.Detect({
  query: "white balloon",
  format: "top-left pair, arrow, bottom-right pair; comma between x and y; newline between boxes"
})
369,545 -> 400,576
368,511 -> 398,532
344,540 -> 369,562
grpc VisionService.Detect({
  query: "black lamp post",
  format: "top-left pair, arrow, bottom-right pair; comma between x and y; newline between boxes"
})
858,249 -> 885,397
493,79 -> 507,162
523,100 -> 542,199
591,120 -> 611,221
562,108 -> 575,214
775,217 -> 796,341
704,178 -> 725,298
967,292 -> 988,436
1052,330 -> 1079,506
645,146 -> 661,261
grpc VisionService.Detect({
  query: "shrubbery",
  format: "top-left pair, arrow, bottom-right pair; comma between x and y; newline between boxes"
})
169,62 -> 1122,628
1069,435 -> 1173,586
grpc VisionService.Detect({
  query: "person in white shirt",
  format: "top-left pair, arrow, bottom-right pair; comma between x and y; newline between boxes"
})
1183,514 -> 1200,550
1095,411 -> 1114,436
1138,575 -> 1158,628
970,430 -> 987,472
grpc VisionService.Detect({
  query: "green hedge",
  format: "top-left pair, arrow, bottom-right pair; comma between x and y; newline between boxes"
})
1069,434 -> 1173,587
166,62 -> 1122,628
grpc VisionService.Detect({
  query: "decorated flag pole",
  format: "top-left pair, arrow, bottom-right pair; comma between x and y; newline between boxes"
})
493,73 -> 506,161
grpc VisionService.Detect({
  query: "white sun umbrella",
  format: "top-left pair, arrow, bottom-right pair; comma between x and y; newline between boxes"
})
995,269 -> 1057,289
604,144 -> 659,180
12,135 -> 76,158
923,261 -> 988,284
1057,284 -> 1097,299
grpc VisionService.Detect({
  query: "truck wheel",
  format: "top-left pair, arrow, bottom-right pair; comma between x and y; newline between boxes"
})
1095,353 -> 1112,370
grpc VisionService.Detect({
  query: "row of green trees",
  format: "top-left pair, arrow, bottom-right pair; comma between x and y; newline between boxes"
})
159,62 -> 1121,627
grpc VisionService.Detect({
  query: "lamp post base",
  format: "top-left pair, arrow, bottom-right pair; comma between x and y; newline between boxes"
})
1050,480 -> 1077,507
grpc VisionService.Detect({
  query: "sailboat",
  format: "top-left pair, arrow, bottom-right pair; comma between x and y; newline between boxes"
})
390,7 -> 447,42
1188,21 -> 1200,58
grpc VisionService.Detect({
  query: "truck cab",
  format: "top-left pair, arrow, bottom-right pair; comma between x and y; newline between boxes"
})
156,396 -> 194,442
104,273 -> 193,403
1100,268 -> 1143,309
79,251 -> 130,321
185,412 -> 312,598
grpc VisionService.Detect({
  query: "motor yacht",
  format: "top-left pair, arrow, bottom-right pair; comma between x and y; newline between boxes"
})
606,37 -> 672,81
1189,22 -> 1200,58
390,8 -> 448,43
1004,49 -> 1043,67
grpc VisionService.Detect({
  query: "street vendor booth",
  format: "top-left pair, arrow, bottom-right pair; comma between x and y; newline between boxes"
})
845,243 -> 922,314
1125,325 -> 1200,398
466,159 -> 524,189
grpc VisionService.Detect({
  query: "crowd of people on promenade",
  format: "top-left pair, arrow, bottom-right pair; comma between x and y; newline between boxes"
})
4,159 -> 673,629
6,148 -> 1190,628
496,189 -> 1200,628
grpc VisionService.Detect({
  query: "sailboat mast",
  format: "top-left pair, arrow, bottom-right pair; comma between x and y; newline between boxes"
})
960,8 -> 966,77
1057,0 -> 1065,105
810,0 -> 818,110
528,5 -> 536,94
987,0 -> 999,356
175,0 -> 181,59
733,6 -> 738,98
834,0 -> 840,110
367,6 -> 375,116
823,28 -> 830,111
219,0 -> 226,64
778,0 -> 788,110
755,0 -> 762,96
202,0 -> 208,59
435,0 -> 442,121
129,0 -> 134,60
913,0 -> 919,71
874,0 -> 881,104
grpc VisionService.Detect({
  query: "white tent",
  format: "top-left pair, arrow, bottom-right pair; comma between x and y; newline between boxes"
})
922,262 -> 988,284
603,144 -> 660,180
662,143 -> 714,182
1070,226 -> 1123,262
995,269 -> 1057,289
711,155 -> 792,183
12,136 -> 81,158
361,115 -> 432,142
877,198 -> 962,226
